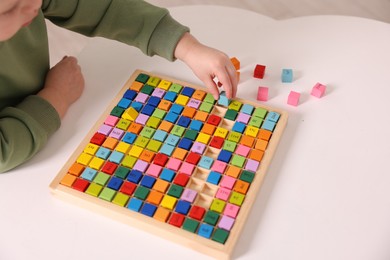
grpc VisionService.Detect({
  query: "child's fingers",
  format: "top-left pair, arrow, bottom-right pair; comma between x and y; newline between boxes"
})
216,66 -> 236,99
203,76 -> 220,100
226,64 -> 238,98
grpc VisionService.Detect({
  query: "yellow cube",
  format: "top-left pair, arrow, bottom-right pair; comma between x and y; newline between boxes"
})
160,195 -> 177,210
83,143 -> 99,155
245,125 -> 259,138
157,79 -> 171,90
214,127 -> 229,138
122,107 -> 138,121
128,145 -> 143,158
89,157 -> 105,170
196,132 -> 211,144
175,94 -> 189,106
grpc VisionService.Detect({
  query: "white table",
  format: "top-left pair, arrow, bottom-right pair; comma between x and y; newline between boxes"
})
1,6 -> 390,260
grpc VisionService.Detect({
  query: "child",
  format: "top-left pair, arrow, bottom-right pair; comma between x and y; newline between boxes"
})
0,0 -> 238,172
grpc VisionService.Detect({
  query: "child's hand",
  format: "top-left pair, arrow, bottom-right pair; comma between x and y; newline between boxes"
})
174,33 -> 238,100
38,56 -> 85,118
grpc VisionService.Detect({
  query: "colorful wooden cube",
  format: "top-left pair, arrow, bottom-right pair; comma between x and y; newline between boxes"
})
254,64 -> 266,79
257,86 -> 269,101
281,69 -> 293,83
287,91 -> 300,106
311,82 -> 326,98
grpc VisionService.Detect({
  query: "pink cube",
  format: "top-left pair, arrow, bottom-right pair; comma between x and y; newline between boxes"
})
166,157 -> 182,171
235,144 -> 250,157
220,175 -> 236,190
180,162 -> 195,175
311,83 -> 326,98
211,160 -> 227,174
224,203 -> 240,218
287,91 -> 300,106
254,64 -> 266,79
216,187 -> 232,201
257,86 -> 268,101
104,115 -> 119,127
145,164 -> 162,177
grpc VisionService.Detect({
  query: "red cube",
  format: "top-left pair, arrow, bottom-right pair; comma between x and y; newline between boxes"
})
254,64 -> 266,79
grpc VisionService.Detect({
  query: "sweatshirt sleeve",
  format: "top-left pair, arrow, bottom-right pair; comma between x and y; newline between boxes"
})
42,0 -> 190,61
0,96 -> 61,173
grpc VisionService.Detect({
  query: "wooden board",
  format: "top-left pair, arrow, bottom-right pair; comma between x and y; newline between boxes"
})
50,69 -> 288,259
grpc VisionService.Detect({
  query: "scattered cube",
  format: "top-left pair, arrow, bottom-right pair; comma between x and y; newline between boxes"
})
281,69 -> 293,83
254,64 -> 266,79
257,86 -> 268,101
230,57 -> 240,70
287,91 -> 300,106
311,82 -> 326,98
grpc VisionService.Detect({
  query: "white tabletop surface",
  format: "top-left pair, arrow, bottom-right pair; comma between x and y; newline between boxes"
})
1,6 -> 390,260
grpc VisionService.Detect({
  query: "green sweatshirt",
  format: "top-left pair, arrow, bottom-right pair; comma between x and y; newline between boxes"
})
0,0 -> 189,172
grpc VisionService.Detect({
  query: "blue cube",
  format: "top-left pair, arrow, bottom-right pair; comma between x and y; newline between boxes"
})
127,169 -> 143,184
140,175 -> 156,188
141,203 -> 157,217
107,176 -> 124,191
175,200 -> 191,215
206,171 -> 222,185
181,86 -> 195,97
281,69 -> 293,83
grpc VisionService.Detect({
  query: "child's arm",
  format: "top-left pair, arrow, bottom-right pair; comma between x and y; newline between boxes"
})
43,1 -> 238,99
174,33 -> 238,100
0,57 -> 84,173
37,56 -> 84,119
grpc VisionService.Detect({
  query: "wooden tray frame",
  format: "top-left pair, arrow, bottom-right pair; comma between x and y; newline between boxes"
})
50,69 -> 288,259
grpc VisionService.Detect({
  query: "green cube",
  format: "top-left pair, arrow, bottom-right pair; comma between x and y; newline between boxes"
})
210,199 -> 226,214
167,184 -> 183,198
227,131 -> 241,143
146,116 -> 161,129
239,170 -> 255,183
224,109 -> 238,120
223,140 -> 237,152
152,108 -> 166,119
199,102 -> 213,113
212,228 -> 229,244
99,187 -> 116,202
114,166 -> 130,179
229,191 -> 245,206
146,139 -> 162,152
93,172 -> 110,186
110,106 -> 125,117
112,192 -> 130,207
140,84 -> 154,95
228,100 -> 242,111
184,129 -> 198,141
169,83 -> 183,93
204,211 -> 219,226
182,218 -> 199,233
248,116 -> 263,128
134,136 -> 149,148
140,126 -> 155,138
171,125 -> 185,137
203,93 -> 216,104
85,183 -> 103,197
146,76 -> 160,87
253,107 -> 267,119
135,73 -> 149,83
231,154 -> 246,167
134,186 -> 150,200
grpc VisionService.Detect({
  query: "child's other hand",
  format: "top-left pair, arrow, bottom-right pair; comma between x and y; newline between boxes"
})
174,33 -> 238,100
38,56 -> 85,118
